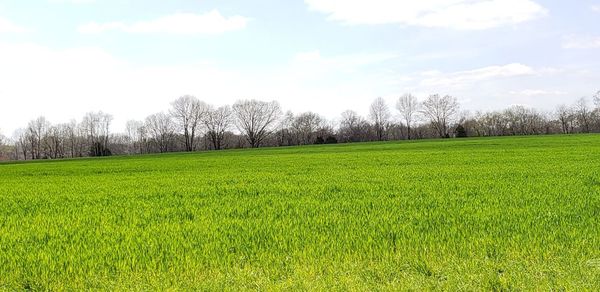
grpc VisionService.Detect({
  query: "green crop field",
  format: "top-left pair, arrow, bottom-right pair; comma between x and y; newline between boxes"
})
1,135 -> 599,290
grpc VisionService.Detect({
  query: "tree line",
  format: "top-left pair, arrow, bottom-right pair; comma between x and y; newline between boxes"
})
1,91 -> 599,161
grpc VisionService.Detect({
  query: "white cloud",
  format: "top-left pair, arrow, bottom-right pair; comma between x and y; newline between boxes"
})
0,42 -> 593,135
79,22 -> 125,34
593,5 -> 600,12
0,43 -> 396,134
78,10 -> 248,35
291,50 -> 397,76
420,63 -> 536,87
0,17 -> 27,33
563,35 -> 600,49
508,89 -> 567,96
304,0 -> 546,30
0,42 -> 236,134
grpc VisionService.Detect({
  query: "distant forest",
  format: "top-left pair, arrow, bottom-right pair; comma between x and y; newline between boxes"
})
1,91 -> 599,161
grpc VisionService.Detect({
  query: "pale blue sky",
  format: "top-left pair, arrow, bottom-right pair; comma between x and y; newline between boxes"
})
0,0 -> 599,134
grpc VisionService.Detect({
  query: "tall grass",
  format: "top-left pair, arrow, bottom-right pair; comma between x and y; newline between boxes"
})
0,135 -> 599,290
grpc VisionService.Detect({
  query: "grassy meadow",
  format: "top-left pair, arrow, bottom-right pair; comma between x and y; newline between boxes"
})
0,135 -> 599,290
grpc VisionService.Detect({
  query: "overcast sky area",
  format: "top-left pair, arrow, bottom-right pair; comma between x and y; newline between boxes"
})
0,0 -> 599,134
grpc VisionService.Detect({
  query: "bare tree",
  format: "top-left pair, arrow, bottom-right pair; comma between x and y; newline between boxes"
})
12,129 -> 29,160
292,112 -> 323,145
396,94 -> 420,140
504,106 -> 528,135
82,111 -> 113,156
369,97 -> 391,141
472,111 -> 508,137
232,99 -> 282,148
9,131 -> 22,160
420,94 -> 460,138
145,112 -> 176,153
72,122 -> 88,158
339,110 -> 369,143
26,117 -> 50,159
8,93 -> 600,162
503,106 -> 548,136
504,105 -> 545,135
556,105 -> 575,134
315,119 -> 336,144
340,110 -> 360,128
0,130 -> 5,159
593,91 -> 600,132
62,120 -> 77,158
125,120 -> 146,154
276,111 -> 295,146
170,95 -> 209,152
574,98 -> 592,133
135,123 -> 149,154
204,105 -> 233,150
44,124 -> 68,159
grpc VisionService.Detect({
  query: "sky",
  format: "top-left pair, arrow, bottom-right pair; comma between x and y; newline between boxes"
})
0,0 -> 599,135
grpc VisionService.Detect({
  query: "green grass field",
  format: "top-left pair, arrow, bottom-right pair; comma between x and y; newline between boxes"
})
1,135 -> 599,290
